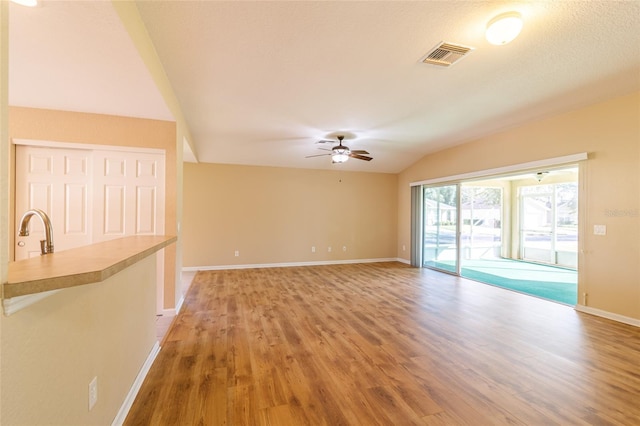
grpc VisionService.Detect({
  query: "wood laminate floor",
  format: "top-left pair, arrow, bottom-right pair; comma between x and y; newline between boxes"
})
125,262 -> 640,425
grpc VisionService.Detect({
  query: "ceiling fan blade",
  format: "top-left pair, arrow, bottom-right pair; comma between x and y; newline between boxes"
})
351,150 -> 369,155
305,153 -> 331,158
317,147 -> 332,151
315,139 -> 334,144
350,153 -> 373,161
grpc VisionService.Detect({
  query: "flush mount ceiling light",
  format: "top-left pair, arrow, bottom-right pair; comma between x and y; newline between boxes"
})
486,12 -> 523,45
10,0 -> 38,6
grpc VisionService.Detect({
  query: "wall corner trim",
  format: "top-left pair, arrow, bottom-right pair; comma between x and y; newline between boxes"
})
574,304 -> 640,328
111,341 -> 161,426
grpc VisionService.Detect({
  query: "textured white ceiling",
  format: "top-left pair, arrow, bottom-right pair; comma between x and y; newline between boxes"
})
8,0 -> 173,121
9,1 -> 640,173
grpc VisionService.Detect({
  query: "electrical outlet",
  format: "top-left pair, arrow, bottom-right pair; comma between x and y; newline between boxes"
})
311,246 -> 316,253
328,246 -> 332,252
402,245 -> 406,251
342,246 -> 347,252
234,250 -> 239,257
593,225 -> 606,235
88,376 -> 98,411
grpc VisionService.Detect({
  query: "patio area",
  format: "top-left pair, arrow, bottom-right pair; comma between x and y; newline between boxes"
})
460,258 -> 577,305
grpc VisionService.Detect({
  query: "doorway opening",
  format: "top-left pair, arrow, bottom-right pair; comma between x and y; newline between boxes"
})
420,166 -> 579,305
13,141 -> 168,314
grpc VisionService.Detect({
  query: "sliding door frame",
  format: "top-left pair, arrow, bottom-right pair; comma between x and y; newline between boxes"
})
421,183 -> 462,275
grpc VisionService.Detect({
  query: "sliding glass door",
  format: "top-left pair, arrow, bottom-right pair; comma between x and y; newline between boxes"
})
415,165 -> 580,306
423,185 -> 459,273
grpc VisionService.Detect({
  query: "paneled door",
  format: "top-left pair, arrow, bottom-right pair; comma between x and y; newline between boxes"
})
92,150 -> 165,242
15,146 -> 92,259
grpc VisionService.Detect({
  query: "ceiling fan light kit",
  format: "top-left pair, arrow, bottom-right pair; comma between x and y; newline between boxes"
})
306,135 -> 373,164
332,150 -> 350,163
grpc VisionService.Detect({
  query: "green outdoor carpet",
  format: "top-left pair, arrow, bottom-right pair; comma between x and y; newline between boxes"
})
431,258 -> 578,305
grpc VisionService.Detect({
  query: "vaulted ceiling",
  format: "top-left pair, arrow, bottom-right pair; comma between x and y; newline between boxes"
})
9,1 -> 640,173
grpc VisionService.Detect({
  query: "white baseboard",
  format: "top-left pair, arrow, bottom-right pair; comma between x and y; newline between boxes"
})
161,308 -> 177,316
575,304 -> 640,327
182,257 -> 405,272
174,294 -> 185,314
111,341 -> 161,426
159,271 -> 194,316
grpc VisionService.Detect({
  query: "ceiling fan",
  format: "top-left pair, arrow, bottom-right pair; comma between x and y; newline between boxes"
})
305,135 -> 373,163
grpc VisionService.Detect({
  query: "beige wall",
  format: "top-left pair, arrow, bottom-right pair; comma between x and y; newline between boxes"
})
183,163 -> 398,267
398,91 -> 640,321
8,107 -> 179,309
1,256 -> 157,425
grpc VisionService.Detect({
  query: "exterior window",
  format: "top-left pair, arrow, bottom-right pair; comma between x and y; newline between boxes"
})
520,183 -> 578,268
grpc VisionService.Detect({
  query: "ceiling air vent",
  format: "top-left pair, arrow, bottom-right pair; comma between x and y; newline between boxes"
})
421,42 -> 474,67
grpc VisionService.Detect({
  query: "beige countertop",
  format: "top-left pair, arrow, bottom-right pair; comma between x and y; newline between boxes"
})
3,235 -> 177,299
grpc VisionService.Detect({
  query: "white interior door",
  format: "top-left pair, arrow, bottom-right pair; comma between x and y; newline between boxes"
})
92,150 -> 165,242
15,146 -> 92,259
